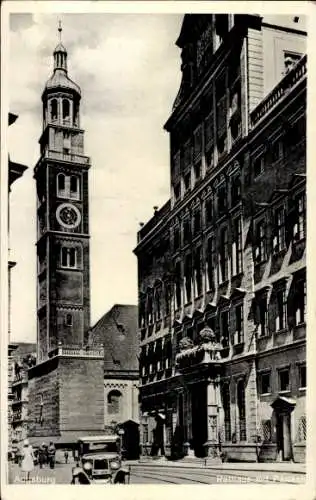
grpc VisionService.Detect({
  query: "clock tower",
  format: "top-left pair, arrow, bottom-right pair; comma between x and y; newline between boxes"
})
34,24 -> 91,362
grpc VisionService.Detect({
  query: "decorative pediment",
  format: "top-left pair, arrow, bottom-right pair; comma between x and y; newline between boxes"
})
205,301 -> 217,312
182,314 -> 193,324
271,396 -> 296,413
230,287 -> 247,302
217,294 -> 230,308
192,308 -> 204,319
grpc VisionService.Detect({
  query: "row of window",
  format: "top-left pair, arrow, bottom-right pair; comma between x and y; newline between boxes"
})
139,269 -> 305,347
258,364 -> 306,395
173,182 -> 241,245
254,192 -> 306,263
256,273 -> 306,337
140,338 -> 172,377
252,116 -> 305,180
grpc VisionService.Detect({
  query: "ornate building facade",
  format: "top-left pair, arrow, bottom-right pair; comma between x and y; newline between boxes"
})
27,28 -> 104,447
134,14 -> 306,462
8,112 -> 28,451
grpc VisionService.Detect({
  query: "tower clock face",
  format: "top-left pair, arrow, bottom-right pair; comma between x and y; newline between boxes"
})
56,203 -> 81,229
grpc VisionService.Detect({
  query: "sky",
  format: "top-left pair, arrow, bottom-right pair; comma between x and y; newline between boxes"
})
8,12 -> 183,343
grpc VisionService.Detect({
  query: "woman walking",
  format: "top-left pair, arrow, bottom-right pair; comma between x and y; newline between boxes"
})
20,439 -> 34,482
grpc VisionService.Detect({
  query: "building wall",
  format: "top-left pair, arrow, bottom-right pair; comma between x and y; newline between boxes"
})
59,357 -> 104,432
104,379 -> 139,427
27,359 -> 60,438
135,14 -> 306,462
28,355 -> 105,441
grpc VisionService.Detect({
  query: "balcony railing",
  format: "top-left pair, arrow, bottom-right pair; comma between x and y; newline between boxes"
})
175,341 -> 222,370
250,55 -> 307,127
43,149 -> 90,165
48,344 -> 104,359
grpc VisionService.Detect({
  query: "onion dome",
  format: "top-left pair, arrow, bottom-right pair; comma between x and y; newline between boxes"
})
43,21 -> 81,96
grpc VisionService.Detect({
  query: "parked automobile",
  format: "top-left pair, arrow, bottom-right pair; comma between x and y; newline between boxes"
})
72,435 -> 130,484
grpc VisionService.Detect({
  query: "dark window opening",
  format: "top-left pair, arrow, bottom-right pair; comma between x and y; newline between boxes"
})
194,248 -> 203,296
218,184 -> 227,215
275,289 -> 287,331
273,207 -> 286,252
219,227 -> 228,283
194,210 -> 201,235
184,254 -> 192,303
175,262 -> 182,309
299,365 -> 306,389
206,198 -> 213,224
184,173 -> 191,192
222,384 -> 231,441
235,304 -> 244,344
62,99 -> 70,120
294,193 -> 306,241
207,237 -> 215,291
260,372 -> 271,394
51,99 -> 58,121
237,380 -> 247,441
254,220 -> 266,263
221,310 -> 229,345
65,313 -> 73,327
294,277 -> 306,326
57,174 -> 65,192
231,175 -> 241,206
70,176 -> 78,193
174,183 -> 181,201
232,216 -> 242,276
278,368 -> 290,392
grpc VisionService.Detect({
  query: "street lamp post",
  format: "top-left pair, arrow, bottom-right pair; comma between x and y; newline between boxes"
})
118,428 -> 125,461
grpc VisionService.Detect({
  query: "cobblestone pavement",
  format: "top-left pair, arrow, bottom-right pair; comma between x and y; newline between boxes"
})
7,461 -> 306,485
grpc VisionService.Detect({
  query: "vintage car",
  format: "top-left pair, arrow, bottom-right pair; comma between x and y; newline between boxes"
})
73,435 -> 130,484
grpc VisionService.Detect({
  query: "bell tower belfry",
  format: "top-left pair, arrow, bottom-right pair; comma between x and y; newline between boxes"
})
34,23 -> 91,362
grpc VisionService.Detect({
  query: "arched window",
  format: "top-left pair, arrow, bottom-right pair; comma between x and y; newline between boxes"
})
57,173 -> 65,195
61,247 -> 77,269
107,390 -> 122,415
63,99 -> 70,120
51,99 -> 58,121
237,379 -> 247,441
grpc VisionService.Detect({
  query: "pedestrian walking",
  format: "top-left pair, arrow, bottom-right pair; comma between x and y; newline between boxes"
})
47,441 -> 56,469
38,443 -> 46,469
64,449 -> 69,464
20,439 -> 35,482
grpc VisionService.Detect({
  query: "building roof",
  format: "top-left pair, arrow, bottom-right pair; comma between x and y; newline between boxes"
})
89,304 -> 138,374
12,342 -> 36,361
44,69 -> 81,96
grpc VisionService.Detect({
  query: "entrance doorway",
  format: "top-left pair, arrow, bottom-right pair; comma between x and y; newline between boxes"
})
191,384 -> 207,457
271,396 -> 296,462
276,413 -> 292,461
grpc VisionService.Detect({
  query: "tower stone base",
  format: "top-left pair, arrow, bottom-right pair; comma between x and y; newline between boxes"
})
27,347 -> 104,446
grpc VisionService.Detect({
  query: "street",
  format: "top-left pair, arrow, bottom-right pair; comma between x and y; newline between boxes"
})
7,460 -> 306,485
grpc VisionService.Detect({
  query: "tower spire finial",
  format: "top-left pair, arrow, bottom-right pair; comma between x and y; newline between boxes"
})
58,19 -> 62,42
